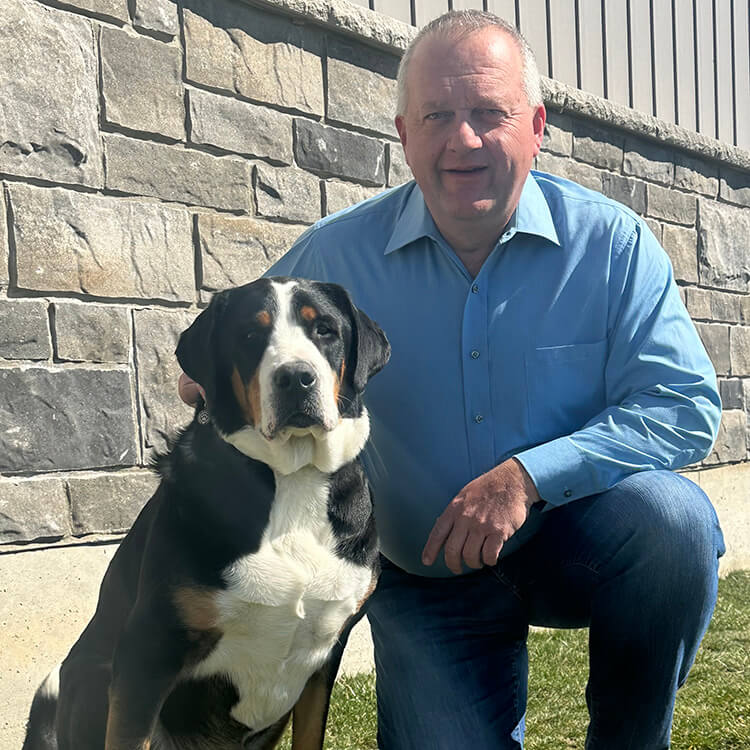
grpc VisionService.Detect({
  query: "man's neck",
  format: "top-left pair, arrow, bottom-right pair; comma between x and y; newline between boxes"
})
438,217 -> 512,279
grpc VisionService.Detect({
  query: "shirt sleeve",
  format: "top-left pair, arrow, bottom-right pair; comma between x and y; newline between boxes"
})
515,219 -> 721,507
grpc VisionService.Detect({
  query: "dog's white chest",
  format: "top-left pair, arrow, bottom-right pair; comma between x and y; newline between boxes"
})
192,468 -> 371,732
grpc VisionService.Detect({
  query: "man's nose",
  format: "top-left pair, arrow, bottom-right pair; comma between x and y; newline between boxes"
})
448,119 -> 483,151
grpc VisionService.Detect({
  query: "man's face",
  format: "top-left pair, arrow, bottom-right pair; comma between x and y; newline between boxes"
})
396,28 -> 545,238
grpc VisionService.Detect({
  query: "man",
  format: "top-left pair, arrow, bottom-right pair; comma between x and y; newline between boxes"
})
180,11 -> 725,749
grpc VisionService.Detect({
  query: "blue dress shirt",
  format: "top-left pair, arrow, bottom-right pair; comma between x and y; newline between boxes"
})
268,171 -> 721,577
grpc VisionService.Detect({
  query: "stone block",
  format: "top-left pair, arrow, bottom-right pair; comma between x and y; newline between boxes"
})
326,39 -> 398,137
542,112 -> 573,156
703,410 -> 747,464
0,300 -> 51,360
53,302 -> 130,363
535,152 -> 602,193
571,122 -> 624,171
685,287 -> 712,320
740,296 -> 750,325
133,0 -> 180,36
695,323 -> 730,375
646,184 -> 696,225
323,181 -> 383,216
104,134 -> 250,212
183,2 -> 324,116
197,214 -> 305,291
188,88 -> 294,164
0,477 -> 69,543
68,471 -> 159,535
730,326 -> 750,376
698,200 -> 750,292
134,308 -> 198,453
719,379 -> 744,410
0,367 -> 137,472
674,153 -> 719,197
719,167 -> 750,207
1,184 -> 7,286
600,173 -> 646,214
254,165 -> 321,224
644,218 -> 662,243
387,143 -> 411,186
100,27 -> 184,140
0,0 -> 103,187
707,290 -> 741,323
10,183 -> 194,301
661,224 -> 698,284
294,120 -> 385,186
623,138 -> 674,186
54,0 -> 128,21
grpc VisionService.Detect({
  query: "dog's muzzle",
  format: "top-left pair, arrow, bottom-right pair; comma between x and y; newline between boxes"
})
272,360 -> 323,430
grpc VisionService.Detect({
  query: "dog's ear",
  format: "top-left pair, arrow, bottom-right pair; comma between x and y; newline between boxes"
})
175,292 -> 228,402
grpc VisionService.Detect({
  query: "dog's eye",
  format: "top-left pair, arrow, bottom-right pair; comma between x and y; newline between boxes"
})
314,322 -> 334,337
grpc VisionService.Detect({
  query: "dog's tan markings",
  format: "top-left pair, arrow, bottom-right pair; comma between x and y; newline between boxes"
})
291,668 -> 330,750
173,586 -> 219,631
355,571 -> 378,613
300,305 -> 318,322
256,310 -> 271,327
104,696 -> 152,750
232,367 -> 257,426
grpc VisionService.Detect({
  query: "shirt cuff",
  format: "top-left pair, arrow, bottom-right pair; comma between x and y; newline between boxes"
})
514,436 -> 592,508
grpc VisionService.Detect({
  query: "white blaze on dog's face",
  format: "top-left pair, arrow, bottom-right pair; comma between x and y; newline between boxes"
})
176,277 -> 390,476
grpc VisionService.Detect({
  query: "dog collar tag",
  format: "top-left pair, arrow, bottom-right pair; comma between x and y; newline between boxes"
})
197,409 -> 210,425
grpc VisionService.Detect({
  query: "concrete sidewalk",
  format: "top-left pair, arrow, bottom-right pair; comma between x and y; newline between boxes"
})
0,538 -> 374,748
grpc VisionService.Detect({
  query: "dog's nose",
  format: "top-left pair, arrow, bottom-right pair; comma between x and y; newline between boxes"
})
273,361 -> 317,392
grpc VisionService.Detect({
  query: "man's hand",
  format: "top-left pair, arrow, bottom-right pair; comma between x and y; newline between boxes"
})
178,372 -> 205,406
422,458 -> 541,574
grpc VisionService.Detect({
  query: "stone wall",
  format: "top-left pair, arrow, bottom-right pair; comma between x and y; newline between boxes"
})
1,0 -> 749,740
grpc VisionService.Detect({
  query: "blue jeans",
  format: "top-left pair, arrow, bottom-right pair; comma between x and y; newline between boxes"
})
367,471 -> 725,750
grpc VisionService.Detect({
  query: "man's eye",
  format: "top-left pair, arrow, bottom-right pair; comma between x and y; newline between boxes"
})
425,111 -> 450,121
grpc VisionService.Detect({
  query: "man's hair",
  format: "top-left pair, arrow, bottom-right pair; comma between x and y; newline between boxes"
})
395,10 -> 544,116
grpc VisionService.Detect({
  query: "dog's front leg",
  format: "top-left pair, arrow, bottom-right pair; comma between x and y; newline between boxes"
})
104,609 -> 185,750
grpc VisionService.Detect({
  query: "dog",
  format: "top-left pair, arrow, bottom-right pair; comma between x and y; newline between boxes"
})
23,277 -> 390,750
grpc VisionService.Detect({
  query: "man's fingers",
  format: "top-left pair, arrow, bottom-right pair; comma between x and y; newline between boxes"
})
442,524 -> 469,574
178,372 -> 205,406
422,513 -> 455,566
481,535 -> 505,567
462,532 -> 486,569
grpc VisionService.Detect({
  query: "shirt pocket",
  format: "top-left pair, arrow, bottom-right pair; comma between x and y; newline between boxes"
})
524,340 -> 608,444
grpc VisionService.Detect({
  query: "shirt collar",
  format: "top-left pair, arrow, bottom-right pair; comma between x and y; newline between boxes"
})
384,172 -> 560,255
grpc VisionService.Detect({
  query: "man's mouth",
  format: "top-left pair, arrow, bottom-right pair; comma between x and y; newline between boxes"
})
444,166 -> 487,174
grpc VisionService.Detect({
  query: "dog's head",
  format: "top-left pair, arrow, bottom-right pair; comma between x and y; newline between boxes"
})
176,277 -> 390,473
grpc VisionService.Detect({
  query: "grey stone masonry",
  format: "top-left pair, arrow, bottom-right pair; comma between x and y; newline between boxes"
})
133,0 -> 180,37
646,184 -> 697,225
53,303 -> 130,363
100,27 -> 185,140
571,122 -> 624,171
686,288 -> 743,323
696,323 -> 731,376
134,308 -> 198,453
0,367 -> 137,473
56,0 -> 128,22
623,138 -> 674,185
661,224 -> 699,284
1,0 -> 103,188
730,326 -> 750,376
600,173 -> 646,215
674,153 -> 719,197
1,185 -> 8,286
704,410 -> 748,464
294,119 -> 386,186
720,167 -> 750,207
68,470 -> 159,535
719,379 -> 744,410
698,200 -> 750,292
104,135 -> 251,212
326,39 -> 398,137
0,477 -> 69,544
10,183 -> 195,301
387,143 -> 411,186
323,181 -> 383,216
253,164 -> 322,224
0,300 -> 51,360
536,152 -> 602,193
542,112 -> 573,156
741,297 -> 750,325
183,2 -> 325,116
188,89 -> 294,165
197,214 -> 306,290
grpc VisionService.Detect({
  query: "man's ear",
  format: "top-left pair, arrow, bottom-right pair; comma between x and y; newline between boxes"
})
175,292 -> 227,403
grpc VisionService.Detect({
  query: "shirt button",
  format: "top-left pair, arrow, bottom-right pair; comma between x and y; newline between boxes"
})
470,350 -> 480,359
474,414 -> 484,424
471,284 -> 479,293
564,489 -> 572,498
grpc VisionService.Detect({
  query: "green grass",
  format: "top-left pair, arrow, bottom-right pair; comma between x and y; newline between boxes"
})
280,571 -> 749,749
